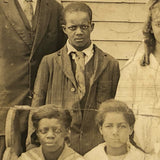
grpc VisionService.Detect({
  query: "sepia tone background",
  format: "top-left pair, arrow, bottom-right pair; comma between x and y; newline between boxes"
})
1,0 -> 153,159
58,0 -> 149,68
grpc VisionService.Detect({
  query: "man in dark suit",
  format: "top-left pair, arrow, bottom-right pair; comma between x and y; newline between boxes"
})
27,2 -> 120,155
0,0 -> 66,159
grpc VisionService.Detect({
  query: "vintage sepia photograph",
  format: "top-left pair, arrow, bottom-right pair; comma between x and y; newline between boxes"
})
0,0 -> 160,159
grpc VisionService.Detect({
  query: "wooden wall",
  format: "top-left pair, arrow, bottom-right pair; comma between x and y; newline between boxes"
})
60,0 -> 149,68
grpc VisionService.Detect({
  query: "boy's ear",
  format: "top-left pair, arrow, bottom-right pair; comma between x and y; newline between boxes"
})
91,22 -> 95,31
62,25 -> 67,34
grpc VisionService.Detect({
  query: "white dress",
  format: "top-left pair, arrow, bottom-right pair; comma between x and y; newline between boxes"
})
115,50 -> 160,154
84,143 -> 156,160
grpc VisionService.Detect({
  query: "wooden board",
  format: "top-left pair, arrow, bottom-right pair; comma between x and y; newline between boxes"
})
5,108 -> 23,156
91,22 -> 144,41
5,106 -> 30,157
62,0 -> 149,3
62,2 -> 148,22
118,59 -> 128,69
93,41 -> 143,59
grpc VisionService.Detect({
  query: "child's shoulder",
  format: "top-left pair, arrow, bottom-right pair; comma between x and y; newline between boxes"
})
84,143 -> 106,160
127,144 -> 146,160
18,147 -> 42,160
94,45 -> 116,60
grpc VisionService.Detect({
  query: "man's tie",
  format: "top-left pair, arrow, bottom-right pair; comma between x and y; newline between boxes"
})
73,51 -> 86,100
24,0 -> 34,27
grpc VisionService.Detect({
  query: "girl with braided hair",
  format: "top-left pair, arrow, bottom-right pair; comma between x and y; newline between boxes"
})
116,0 -> 160,154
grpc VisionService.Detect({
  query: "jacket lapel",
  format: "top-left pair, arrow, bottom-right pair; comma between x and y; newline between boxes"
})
30,0 -> 50,59
0,0 -> 33,49
82,45 -> 111,121
89,45 -> 109,87
56,45 -> 77,89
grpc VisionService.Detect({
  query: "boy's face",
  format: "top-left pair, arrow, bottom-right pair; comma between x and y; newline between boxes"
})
63,11 -> 94,51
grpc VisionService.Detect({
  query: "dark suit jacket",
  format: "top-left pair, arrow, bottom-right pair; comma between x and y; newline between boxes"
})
29,44 -> 120,154
0,0 -> 66,135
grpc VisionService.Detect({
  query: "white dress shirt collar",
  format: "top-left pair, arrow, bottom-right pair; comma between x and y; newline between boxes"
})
67,40 -> 94,65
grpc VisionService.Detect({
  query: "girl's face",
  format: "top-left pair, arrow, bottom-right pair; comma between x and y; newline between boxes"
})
37,118 -> 67,152
151,3 -> 160,44
99,112 -> 133,149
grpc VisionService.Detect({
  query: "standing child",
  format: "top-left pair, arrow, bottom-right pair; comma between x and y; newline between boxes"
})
27,2 -> 120,154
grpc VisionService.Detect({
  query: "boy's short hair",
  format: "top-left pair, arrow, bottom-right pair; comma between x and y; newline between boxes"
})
62,2 -> 92,24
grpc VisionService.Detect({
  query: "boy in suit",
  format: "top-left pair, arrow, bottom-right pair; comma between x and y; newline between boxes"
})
27,2 -> 120,155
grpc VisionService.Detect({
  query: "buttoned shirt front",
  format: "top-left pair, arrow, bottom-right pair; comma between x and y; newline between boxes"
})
18,0 -> 37,15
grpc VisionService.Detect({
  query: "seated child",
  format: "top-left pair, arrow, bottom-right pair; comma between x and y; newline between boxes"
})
18,104 -> 84,160
84,99 -> 158,160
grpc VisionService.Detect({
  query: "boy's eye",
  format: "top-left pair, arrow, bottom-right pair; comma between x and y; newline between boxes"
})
67,25 -> 89,31
81,25 -> 89,30
68,26 -> 77,31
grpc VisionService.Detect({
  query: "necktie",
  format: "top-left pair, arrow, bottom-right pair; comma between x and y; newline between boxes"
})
73,51 -> 86,99
24,0 -> 34,27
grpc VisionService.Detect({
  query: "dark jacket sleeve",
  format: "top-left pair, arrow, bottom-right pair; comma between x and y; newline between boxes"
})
111,61 -> 120,98
31,56 -> 50,107
26,56 -> 50,150
49,0 -> 67,52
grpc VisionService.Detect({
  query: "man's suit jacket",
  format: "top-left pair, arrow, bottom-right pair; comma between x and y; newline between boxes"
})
29,44 -> 120,154
0,0 -> 66,135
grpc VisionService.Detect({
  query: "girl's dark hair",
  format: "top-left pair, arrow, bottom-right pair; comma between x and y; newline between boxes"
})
32,104 -> 72,131
96,99 -> 144,152
96,99 -> 135,127
31,104 -> 72,146
141,0 -> 159,66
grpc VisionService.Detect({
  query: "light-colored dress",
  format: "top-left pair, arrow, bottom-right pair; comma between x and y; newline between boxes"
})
18,144 -> 84,160
115,49 -> 160,154
84,143 -> 156,160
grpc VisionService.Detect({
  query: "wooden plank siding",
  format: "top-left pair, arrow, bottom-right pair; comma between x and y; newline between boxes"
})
61,0 -> 149,68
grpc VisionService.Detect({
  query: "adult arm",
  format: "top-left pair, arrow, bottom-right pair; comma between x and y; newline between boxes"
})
26,56 -> 50,150
111,61 -> 120,98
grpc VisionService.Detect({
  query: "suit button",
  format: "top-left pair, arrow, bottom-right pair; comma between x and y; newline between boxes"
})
80,131 -> 83,136
71,87 -> 76,92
